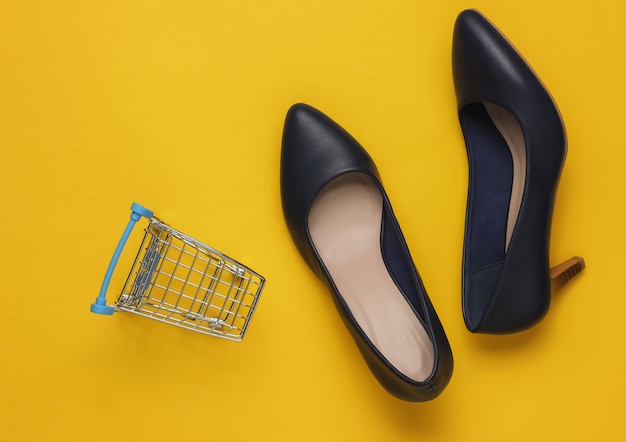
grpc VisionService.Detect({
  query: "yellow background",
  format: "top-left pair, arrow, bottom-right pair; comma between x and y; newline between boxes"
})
1,0 -> 624,440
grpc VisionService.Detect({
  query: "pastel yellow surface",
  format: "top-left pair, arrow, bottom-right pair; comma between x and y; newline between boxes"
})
1,1 -> 624,440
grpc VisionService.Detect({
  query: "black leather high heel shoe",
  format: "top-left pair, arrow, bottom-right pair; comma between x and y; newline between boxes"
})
281,103 -> 453,401
452,10 -> 585,334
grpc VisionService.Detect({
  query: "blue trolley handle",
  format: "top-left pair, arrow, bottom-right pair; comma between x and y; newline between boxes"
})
90,202 -> 154,315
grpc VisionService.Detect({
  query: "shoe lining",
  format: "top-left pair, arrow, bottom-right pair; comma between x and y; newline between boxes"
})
460,102 -> 513,275
308,173 -> 434,382
460,101 -> 527,277
484,102 -> 527,249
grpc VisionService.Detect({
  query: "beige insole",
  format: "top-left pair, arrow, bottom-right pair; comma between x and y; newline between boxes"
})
308,173 -> 435,382
484,102 -> 527,250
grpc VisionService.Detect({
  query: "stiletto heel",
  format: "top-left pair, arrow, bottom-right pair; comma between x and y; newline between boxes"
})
550,256 -> 585,288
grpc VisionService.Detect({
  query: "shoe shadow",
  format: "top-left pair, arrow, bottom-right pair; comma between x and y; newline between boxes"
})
369,387 -> 454,437
467,325 -> 544,352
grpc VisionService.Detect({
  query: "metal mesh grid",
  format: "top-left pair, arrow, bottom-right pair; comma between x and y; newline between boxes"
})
115,219 -> 264,341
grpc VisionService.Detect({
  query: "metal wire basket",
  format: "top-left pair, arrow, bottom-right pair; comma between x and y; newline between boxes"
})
90,203 -> 265,341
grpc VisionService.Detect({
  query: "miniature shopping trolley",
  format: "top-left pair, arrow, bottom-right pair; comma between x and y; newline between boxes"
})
90,203 -> 265,341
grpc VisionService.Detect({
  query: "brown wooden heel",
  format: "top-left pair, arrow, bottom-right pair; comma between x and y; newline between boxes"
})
550,256 -> 585,288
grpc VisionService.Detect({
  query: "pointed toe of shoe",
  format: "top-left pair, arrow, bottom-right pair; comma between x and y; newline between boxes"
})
281,103 -> 379,276
281,103 -> 377,184
453,9 -> 546,110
